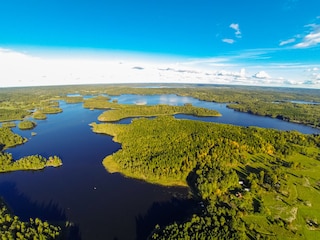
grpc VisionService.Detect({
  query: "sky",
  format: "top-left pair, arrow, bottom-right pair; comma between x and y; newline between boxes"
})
0,0 -> 320,88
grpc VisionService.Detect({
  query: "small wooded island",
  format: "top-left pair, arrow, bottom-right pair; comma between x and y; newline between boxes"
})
0,127 -> 62,173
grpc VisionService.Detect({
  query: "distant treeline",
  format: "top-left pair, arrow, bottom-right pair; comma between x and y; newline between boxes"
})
1,84 -> 319,127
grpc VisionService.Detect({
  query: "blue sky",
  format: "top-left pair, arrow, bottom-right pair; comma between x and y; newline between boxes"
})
1,0 -> 320,87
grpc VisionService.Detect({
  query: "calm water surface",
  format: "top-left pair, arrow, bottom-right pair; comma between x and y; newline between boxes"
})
0,94 -> 319,240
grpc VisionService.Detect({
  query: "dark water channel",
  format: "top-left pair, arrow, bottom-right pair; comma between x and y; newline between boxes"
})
0,94 -> 319,240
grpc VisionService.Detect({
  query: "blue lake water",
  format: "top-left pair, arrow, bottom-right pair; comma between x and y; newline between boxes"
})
111,94 -> 320,134
0,94 -> 319,240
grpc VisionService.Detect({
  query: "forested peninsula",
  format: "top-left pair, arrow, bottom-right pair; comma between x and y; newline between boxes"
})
84,96 -> 221,121
0,127 -> 62,173
92,115 -> 320,239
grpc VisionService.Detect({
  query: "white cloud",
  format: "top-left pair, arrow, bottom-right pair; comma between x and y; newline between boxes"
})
253,71 -> 271,79
279,38 -> 296,46
222,38 -> 235,44
294,23 -> 320,48
230,23 -> 242,38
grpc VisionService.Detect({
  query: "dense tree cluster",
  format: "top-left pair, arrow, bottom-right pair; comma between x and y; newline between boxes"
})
39,107 -> 62,114
64,96 -> 84,103
0,199 -> 61,239
92,116 -> 319,186
0,152 -> 62,172
18,120 -> 36,130
1,122 -> 16,128
0,127 -> 26,149
228,101 -> 320,128
83,96 -> 113,109
0,109 -> 29,122
33,111 -> 47,120
98,103 -> 221,122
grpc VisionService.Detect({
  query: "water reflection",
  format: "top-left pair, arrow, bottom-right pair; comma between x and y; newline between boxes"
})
110,94 -> 320,134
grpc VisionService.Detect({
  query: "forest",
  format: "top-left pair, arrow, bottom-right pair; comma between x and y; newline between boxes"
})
91,115 -> 320,239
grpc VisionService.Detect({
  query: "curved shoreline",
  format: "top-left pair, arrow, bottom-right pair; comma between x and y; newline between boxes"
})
102,155 -> 188,187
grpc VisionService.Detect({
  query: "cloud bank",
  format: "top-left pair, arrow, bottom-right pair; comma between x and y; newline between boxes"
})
0,48 -> 319,89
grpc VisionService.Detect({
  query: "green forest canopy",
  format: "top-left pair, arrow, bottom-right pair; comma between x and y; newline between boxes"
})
91,116 -> 320,239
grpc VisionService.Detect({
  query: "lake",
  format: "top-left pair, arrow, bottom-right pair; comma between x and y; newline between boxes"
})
0,94 -> 319,240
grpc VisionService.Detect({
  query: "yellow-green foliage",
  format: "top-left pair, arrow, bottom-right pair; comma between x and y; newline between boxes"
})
228,101 -> 320,128
64,96 -> 84,103
0,126 -> 62,172
18,120 -> 36,130
0,199 -> 61,239
39,107 -> 62,114
33,111 -> 47,120
83,96 -> 113,109
98,104 -> 221,122
0,108 -> 29,122
1,122 -> 16,128
0,127 -> 26,149
0,152 -> 62,172
92,116 -> 320,239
